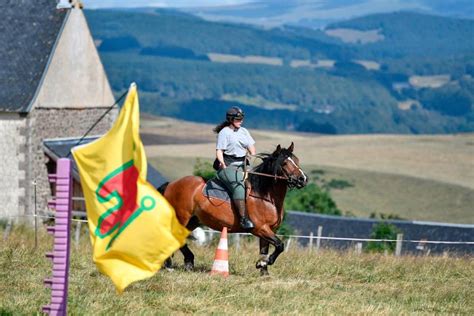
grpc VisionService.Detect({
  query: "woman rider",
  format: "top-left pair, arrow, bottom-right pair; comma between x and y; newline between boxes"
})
213,106 -> 256,230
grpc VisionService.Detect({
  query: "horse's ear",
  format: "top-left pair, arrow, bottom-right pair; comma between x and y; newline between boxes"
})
288,142 -> 294,153
273,144 -> 281,156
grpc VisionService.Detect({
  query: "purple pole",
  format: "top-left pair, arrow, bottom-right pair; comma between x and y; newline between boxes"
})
43,158 -> 72,316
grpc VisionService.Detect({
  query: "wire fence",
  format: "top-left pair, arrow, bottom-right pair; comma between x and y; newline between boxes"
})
2,213 -> 473,246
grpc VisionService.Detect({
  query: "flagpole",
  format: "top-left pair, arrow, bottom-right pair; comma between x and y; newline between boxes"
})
66,88 -> 129,157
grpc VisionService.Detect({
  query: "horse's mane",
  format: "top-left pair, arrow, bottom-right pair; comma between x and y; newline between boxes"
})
249,148 -> 292,196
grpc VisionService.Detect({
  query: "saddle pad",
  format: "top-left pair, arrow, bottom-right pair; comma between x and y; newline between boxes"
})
202,178 -> 231,202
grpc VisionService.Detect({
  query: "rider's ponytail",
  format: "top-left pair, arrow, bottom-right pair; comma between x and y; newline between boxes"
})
213,121 -> 230,134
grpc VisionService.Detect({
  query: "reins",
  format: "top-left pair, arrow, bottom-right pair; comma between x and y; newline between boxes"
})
246,170 -> 288,180
243,154 -> 288,181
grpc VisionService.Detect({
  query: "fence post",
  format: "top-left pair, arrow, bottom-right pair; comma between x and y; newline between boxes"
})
285,237 -> 292,252
308,232 -> 314,252
316,226 -> 323,252
74,220 -> 82,248
233,233 -> 241,252
355,242 -> 363,255
33,179 -> 38,250
3,220 -> 12,241
395,233 -> 403,256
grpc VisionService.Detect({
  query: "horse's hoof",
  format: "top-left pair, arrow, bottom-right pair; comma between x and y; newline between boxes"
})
260,268 -> 269,276
164,258 -> 173,270
256,260 -> 267,269
184,261 -> 194,271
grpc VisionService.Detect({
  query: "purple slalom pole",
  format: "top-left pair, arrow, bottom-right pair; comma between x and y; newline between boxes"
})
43,158 -> 72,316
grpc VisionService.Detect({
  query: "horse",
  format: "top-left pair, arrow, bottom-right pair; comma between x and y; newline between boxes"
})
160,142 -> 308,275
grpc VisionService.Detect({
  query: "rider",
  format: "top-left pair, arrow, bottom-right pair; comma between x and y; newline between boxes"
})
213,106 -> 256,230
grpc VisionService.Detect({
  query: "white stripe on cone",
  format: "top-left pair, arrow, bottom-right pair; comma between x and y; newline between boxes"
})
211,259 -> 229,272
217,238 -> 228,250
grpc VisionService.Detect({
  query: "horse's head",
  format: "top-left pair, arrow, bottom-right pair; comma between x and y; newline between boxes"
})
272,142 -> 308,189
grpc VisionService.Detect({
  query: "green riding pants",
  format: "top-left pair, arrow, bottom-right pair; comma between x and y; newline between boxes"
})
216,164 -> 246,200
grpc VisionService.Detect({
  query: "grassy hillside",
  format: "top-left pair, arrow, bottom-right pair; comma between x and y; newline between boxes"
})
86,9 -> 474,134
148,156 -> 474,224
1,228 -> 472,314
306,165 -> 474,224
142,116 -> 474,224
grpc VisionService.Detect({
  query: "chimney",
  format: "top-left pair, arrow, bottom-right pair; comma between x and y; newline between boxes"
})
56,0 -> 72,10
57,0 -> 84,10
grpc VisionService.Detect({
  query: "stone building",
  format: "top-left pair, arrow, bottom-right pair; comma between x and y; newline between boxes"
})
0,1 -> 117,219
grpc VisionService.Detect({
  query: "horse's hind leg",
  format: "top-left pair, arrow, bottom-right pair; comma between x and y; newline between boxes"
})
180,244 -> 194,271
180,216 -> 200,270
164,257 -> 173,270
256,238 -> 270,276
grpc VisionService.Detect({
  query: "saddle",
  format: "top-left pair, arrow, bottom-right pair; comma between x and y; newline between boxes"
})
202,177 -> 232,203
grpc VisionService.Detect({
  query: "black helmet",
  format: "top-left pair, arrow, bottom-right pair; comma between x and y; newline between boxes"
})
226,106 -> 244,122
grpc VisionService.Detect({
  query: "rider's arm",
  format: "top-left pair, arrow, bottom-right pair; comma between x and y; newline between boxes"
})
248,144 -> 256,156
216,149 -> 226,169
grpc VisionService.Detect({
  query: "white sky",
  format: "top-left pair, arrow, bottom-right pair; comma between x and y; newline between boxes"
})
82,0 -> 252,9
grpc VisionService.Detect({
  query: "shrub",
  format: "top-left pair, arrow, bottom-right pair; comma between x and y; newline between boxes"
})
193,159 -> 216,181
365,222 -> 401,253
325,179 -> 353,190
284,183 -> 341,215
369,212 -> 406,220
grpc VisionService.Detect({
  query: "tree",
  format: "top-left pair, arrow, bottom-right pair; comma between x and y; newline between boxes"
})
284,183 -> 341,215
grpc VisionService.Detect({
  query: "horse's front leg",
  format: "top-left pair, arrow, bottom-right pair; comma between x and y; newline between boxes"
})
256,238 -> 270,276
266,234 -> 284,266
255,226 -> 285,274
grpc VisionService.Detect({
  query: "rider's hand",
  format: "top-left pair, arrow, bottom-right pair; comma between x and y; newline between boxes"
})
220,162 -> 227,169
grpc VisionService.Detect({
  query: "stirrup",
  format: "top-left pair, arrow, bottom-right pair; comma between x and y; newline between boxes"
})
240,217 -> 255,230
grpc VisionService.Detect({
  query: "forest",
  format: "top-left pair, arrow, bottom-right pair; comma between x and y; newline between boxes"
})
86,9 -> 474,134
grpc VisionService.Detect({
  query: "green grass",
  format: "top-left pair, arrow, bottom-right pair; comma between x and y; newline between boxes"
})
1,227 -> 473,314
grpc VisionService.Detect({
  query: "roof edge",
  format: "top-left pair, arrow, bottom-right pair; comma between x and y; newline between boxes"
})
23,9 -> 72,114
43,135 -> 102,142
42,141 -> 81,181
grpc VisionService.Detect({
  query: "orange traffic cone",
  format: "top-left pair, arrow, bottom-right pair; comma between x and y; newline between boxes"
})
210,227 -> 229,277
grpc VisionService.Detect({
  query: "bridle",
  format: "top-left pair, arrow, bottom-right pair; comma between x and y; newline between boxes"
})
243,154 -> 304,188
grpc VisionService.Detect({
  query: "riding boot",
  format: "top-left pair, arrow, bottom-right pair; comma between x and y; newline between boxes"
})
234,199 -> 255,230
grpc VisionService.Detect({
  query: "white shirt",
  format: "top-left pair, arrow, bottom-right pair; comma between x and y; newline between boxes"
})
216,126 -> 255,157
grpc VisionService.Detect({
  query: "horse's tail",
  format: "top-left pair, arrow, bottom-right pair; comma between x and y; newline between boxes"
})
157,182 -> 169,195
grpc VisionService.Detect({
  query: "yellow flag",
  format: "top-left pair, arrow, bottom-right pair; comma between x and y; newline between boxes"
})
72,83 -> 189,293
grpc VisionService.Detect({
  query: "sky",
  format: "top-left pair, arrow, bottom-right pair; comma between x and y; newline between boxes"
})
82,0 -> 252,9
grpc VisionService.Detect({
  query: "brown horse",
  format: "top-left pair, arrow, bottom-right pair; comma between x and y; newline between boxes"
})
160,142 -> 308,275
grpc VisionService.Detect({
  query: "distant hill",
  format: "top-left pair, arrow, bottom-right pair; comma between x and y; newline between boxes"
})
85,9 -> 474,134
327,12 -> 474,58
180,0 -> 474,28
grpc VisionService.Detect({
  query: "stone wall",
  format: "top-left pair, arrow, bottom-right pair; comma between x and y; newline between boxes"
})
0,113 -> 27,218
25,107 -> 118,216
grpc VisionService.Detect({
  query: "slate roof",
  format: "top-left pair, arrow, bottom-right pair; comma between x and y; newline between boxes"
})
0,0 -> 68,113
43,136 -> 169,189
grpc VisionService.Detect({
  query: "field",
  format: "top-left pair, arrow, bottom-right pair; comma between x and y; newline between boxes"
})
1,227 -> 473,314
142,115 -> 474,224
